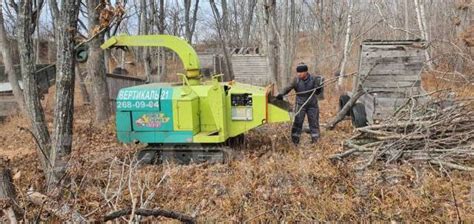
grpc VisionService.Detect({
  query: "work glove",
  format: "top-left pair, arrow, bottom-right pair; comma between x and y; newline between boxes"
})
276,94 -> 284,100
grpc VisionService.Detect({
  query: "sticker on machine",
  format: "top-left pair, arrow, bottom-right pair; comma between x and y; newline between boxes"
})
135,113 -> 170,128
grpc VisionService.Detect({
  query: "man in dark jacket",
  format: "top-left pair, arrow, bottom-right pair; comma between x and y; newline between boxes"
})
276,63 -> 322,145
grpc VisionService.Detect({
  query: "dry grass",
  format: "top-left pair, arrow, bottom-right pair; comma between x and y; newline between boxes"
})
1,35 -> 473,222
0,72 -> 473,222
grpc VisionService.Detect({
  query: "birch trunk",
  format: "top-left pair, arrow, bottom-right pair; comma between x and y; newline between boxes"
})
404,0 -> 410,40
414,0 -> 433,70
337,0 -> 354,88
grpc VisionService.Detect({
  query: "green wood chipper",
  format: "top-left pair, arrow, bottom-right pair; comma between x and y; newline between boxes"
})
101,35 -> 291,164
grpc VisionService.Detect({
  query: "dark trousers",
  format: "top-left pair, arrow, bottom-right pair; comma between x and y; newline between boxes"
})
292,103 -> 320,139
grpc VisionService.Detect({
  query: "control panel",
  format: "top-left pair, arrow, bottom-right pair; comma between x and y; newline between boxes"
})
231,94 -> 253,121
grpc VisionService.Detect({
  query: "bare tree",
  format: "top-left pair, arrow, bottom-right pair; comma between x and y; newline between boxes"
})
17,0 -> 81,189
34,0 -> 44,64
75,65 -> 90,104
414,0 -> 433,70
17,0 -> 53,184
139,0 -> 152,80
260,0 -> 278,85
49,0 -> 81,188
404,0 -> 410,40
241,0 -> 257,48
278,0 -> 297,89
149,0 -> 166,81
210,0 -> 234,80
87,0 -> 110,124
0,0 -> 24,112
184,0 -> 199,44
158,0 -> 166,80
337,0 -> 354,88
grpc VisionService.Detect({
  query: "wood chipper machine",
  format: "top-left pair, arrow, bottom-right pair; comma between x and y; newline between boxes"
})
101,35 -> 291,164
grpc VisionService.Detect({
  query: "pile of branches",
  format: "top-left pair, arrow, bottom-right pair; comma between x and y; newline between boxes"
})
331,96 -> 474,171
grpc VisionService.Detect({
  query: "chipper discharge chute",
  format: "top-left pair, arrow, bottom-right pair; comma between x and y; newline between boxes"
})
102,35 -> 291,164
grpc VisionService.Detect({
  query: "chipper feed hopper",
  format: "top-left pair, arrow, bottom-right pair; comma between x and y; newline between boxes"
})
101,35 -> 291,164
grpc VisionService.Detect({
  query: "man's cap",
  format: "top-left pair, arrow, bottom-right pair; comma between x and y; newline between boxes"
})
296,63 -> 308,73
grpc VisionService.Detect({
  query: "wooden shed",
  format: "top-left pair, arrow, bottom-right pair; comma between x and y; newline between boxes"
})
231,55 -> 269,86
197,48 -> 271,86
344,40 -> 428,126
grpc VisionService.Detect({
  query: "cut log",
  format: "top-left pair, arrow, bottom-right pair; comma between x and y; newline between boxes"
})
27,190 -> 87,223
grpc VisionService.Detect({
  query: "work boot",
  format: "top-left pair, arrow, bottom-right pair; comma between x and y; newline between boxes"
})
311,137 -> 319,144
291,136 -> 300,145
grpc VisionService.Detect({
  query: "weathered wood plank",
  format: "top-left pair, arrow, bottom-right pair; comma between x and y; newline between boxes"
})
370,90 -> 424,98
367,86 -> 423,93
375,97 -> 408,108
231,55 -> 269,86
365,74 -> 422,82
360,63 -> 424,74
364,80 -> 421,88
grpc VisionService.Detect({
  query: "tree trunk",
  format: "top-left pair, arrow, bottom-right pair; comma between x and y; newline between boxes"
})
210,0 -> 234,81
34,1 -> 43,64
222,0 -> 235,81
0,0 -> 25,113
414,0 -> 433,70
260,0 -> 278,86
103,49 -> 111,73
184,0 -> 199,44
337,0 -> 354,88
48,38 -> 55,63
278,0 -> 288,88
49,0 -> 80,188
404,0 -> 410,40
139,0 -> 152,81
288,0 -> 296,78
87,0 -> 110,124
17,0 -> 53,182
156,0 -> 166,82
278,0 -> 297,89
241,0 -> 256,48
75,66 -> 90,105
